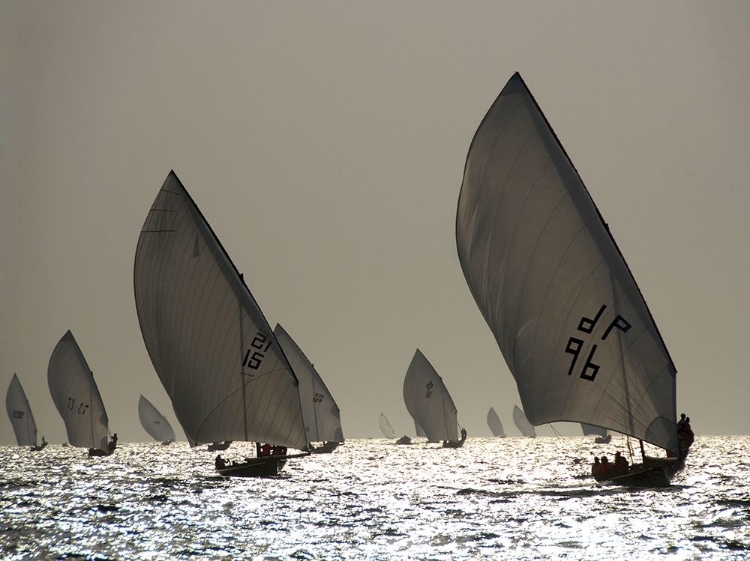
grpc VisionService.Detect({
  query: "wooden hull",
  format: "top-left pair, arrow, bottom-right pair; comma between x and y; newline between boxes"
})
595,457 -> 686,488
309,441 -> 340,454
88,448 -> 112,457
395,436 -> 412,445
217,457 -> 287,477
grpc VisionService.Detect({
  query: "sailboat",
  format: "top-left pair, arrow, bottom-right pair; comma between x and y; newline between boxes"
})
581,423 -> 611,444
455,72 -> 692,486
486,406 -> 506,438
403,349 -> 467,448
47,331 -> 117,456
378,412 -> 411,444
133,171 -> 310,477
274,324 -> 344,454
6,374 -> 47,450
378,413 -> 396,439
512,405 -> 536,438
138,395 -> 176,445
414,421 -> 427,439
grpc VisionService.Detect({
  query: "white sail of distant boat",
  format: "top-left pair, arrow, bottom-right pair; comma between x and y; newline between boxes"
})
455,72 -> 691,486
512,405 -> 536,438
486,406 -> 506,437
6,374 -> 39,447
274,324 -> 344,451
133,171 -> 309,476
138,395 -> 176,444
403,349 -> 465,446
47,331 -> 113,453
378,413 -> 396,439
415,421 -> 427,438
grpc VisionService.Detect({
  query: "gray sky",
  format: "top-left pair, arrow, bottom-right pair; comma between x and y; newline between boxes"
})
2,1 -> 749,444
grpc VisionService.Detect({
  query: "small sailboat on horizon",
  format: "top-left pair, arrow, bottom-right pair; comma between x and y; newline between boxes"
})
6,373 -> 47,451
47,331 -> 117,457
133,171 -> 310,477
486,406 -> 506,438
512,405 -> 536,438
455,72 -> 692,487
581,423 -> 611,444
378,412 -> 412,445
138,395 -> 176,445
403,349 -> 467,448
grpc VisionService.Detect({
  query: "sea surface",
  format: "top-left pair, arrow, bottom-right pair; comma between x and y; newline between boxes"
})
1,436 -> 748,560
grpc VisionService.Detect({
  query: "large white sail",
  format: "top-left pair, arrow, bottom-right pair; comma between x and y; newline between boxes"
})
403,349 -> 460,442
6,374 -> 38,446
456,73 -> 678,454
486,406 -> 505,437
133,171 -> 308,450
138,395 -> 176,443
512,405 -> 536,438
47,331 -> 110,450
273,324 -> 344,445
378,413 -> 396,439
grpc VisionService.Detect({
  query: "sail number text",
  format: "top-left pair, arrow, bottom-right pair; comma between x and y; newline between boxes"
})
67,397 -> 90,415
11,410 -> 24,419
313,392 -> 325,403
565,305 -> 631,381
243,331 -> 273,374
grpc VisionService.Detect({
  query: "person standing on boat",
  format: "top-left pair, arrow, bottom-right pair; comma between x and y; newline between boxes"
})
614,451 -> 628,474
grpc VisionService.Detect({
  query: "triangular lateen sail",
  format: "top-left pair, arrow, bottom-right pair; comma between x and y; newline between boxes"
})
415,421 -> 427,438
138,395 -> 176,443
378,413 -> 396,439
274,324 -> 344,445
486,406 -> 505,437
47,331 -> 110,450
512,405 -> 536,438
133,171 -> 308,450
6,374 -> 38,446
455,72 -> 678,454
403,349 -> 460,442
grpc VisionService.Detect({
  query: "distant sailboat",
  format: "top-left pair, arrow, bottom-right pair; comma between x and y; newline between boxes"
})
581,423 -> 611,444
403,349 -> 466,448
486,407 -> 506,438
274,324 -> 344,454
455,72 -> 692,486
512,405 -> 536,438
6,374 -> 47,450
133,171 -> 309,477
415,421 -> 427,439
138,395 -> 176,445
378,413 -> 397,439
47,331 -> 117,456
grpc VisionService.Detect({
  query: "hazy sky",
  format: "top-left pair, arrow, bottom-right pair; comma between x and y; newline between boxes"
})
2,2 -> 749,445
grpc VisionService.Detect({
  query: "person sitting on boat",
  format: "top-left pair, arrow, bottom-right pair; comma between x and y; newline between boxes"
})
677,413 -> 687,430
599,456 -> 611,479
41,436 -> 47,447
215,455 -> 227,469
108,433 -> 118,451
614,451 -> 628,474
260,443 -> 272,457
272,445 -> 287,457
591,457 -> 602,478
